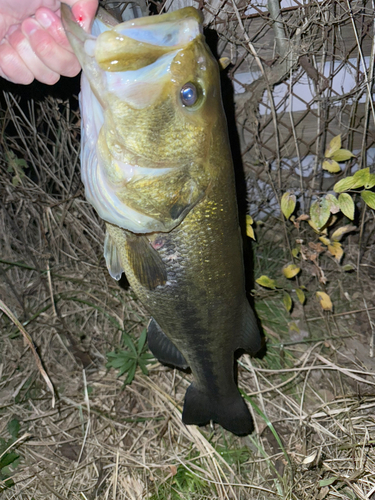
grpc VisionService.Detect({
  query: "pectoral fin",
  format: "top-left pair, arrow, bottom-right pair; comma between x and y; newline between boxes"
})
147,318 -> 188,369
125,232 -> 167,290
104,231 -> 124,280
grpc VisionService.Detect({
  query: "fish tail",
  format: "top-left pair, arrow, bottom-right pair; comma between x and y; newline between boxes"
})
182,384 -> 254,436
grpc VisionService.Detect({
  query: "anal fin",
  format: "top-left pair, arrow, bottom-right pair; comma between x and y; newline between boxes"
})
125,232 -> 167,290
237,301 -> 262,355
147,318 -> 189,369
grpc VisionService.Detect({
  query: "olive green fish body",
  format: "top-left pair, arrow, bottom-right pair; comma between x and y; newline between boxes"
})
62,5 -> 261,435
105,120 -> 260,434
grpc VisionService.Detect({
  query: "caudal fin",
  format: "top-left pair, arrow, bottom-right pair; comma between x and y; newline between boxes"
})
182,384 -> 254,436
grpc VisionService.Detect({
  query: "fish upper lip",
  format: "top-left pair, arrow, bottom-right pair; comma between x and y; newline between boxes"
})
62,4 -> 202,47
111,17 -> 201,48
62,4 -> 203,93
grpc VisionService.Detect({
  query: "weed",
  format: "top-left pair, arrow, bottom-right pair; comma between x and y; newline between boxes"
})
106,328 -> 156,385
0,419 -> 21,490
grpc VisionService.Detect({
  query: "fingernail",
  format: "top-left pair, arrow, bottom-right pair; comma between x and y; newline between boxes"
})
22,18 -> 40,37
36,10 -> 54,29
6,25 -> 18,36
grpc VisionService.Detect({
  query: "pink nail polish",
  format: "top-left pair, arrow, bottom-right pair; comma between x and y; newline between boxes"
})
71,5 -> 86,30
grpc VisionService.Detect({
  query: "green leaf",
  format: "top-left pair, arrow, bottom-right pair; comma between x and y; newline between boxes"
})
0,452 -> 19,469
281,192 -> 296,220
292,246 -> 300,258
0,477 -> 14,489
322,159 -> 341,173
137,328 -> 147,353
331,149 -> 355,162
324,135 -> 341,158
283,292 -> 292,312
7,419 -> 20,440
333,176 -> 359,193
122,334 -> 137,355
256,275 -> 277,289
365,173 -> 375,189
142,353 -> 155,361
283,264 -> 300,279
334,168 -> 373,191
289,321 -> 300,333
319,477 -> 338,487
138,359 -> 150,375
325,194 -> 340,214
125,363 -> 137,385
353,167 -> 370,185
338,193 -> 355,220
331,224 -> 356,241
342,264 -> 355,272
246,215 -> 255,240
106,329 -> 155,386
295,288 -> 305,304
5,151 -> 27,171
310,198 -> 331,229
116,363 -> 133,378
361,190 -> 375,210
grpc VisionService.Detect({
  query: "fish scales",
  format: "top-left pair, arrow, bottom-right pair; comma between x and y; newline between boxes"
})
62,5 -> 262,436
108,123 -> 247,387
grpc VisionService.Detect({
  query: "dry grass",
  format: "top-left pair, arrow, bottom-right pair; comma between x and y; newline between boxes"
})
1,92 -> 374,500
1,1 -> 375,498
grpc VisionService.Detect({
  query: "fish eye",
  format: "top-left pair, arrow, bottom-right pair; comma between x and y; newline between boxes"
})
180,82 -> 198,107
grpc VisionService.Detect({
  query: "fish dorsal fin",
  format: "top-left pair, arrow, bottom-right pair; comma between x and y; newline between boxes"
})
104,231 -> 124,280
124,231 -> 167,290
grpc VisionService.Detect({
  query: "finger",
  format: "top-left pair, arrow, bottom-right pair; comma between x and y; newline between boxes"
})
0,39 -> 34,84
8,23 -> 60,85
69,0 -> 99,32
35,8 -> 74,53
22,16 -> 81,77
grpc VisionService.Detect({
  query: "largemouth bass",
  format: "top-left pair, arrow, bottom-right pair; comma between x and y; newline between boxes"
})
62,5 -> 262,436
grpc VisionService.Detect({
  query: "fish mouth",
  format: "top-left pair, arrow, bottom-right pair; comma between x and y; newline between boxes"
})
94,8 -> 203,72
61,5 -> 203,108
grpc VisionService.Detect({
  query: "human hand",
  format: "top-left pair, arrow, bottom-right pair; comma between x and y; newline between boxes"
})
0,0 -> 98,85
